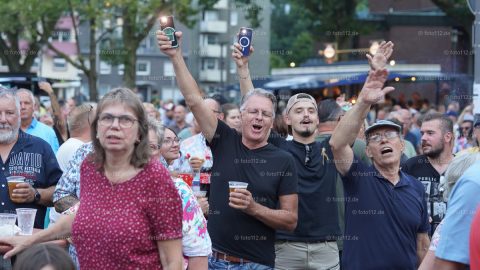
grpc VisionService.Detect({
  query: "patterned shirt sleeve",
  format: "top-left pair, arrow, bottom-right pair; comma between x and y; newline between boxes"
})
173,177 -> 212,257
53,143 -> 93,202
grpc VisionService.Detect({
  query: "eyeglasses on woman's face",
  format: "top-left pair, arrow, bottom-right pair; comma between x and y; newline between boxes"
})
98,113 -> 138,129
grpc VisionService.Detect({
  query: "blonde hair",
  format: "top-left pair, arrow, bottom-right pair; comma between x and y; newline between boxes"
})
440,147 -> 480,201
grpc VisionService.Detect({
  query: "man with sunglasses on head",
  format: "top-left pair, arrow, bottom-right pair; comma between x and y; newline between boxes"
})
330,70 -> 430,268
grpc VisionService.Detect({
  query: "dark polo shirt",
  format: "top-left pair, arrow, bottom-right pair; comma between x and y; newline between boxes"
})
0,131 -> 62,228
341,156 -> 429,270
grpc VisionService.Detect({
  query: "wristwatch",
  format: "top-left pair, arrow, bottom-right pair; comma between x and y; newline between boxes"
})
33,188 -> 41,203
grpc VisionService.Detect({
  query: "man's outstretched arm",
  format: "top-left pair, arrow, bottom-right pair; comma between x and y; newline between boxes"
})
157,30 -> 218,143
330,69 -> 394,175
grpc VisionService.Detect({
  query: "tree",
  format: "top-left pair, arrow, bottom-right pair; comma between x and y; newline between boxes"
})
0,0 -> 67,72
99,0 -> 262,89
431,0 -> 474,38
45,0 -> 112,101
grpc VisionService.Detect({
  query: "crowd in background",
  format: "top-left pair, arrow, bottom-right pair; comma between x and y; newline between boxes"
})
0,33 -> 479,270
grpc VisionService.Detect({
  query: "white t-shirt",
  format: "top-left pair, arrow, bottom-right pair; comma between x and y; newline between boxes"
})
49,138 -> 86,225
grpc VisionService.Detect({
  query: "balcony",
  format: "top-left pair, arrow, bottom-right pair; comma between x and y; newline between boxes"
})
200,20 -> 227,33
196,44 -> 229,58
199,69 -> 227,82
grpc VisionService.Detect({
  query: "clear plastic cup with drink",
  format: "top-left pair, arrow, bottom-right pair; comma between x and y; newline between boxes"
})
228,181 -> 249,193
16,208 -> 37,235
6,176 -> 25,203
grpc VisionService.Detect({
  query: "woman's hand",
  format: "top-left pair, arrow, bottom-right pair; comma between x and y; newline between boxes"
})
197,197 -> 209,215
0,235 -> 34,259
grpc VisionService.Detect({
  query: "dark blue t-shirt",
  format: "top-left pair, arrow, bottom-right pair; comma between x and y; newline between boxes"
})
0,131 -> 62,228
341,156 -> 429,270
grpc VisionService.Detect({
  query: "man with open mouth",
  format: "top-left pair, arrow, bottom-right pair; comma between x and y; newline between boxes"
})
158,30 -> 298,270
329,54 -> 431,269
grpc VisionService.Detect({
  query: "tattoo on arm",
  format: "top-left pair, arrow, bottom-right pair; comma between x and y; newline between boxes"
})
54,195 -> 80,213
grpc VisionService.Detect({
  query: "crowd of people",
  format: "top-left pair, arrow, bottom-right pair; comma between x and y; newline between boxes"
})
0,28 -> 478,270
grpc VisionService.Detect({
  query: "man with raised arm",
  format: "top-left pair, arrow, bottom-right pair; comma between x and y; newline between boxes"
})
233,40 -> 399,269
329,67 -> 430,269
157,30 -> 298,269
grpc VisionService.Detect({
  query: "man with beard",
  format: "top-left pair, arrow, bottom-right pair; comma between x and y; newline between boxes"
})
232,39 -> 396,269
402,113 -> 454,235
0,87 -> 62,229
158,30 -> 298,269
233,51 -> 340,268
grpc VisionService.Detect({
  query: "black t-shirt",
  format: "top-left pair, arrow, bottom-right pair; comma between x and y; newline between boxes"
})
269,134 -> 340,241
402,155 -> 446,233
207,121 -> 298,267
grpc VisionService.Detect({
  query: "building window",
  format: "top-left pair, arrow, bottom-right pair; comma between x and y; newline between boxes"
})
203,10 -> 219,21
100,61 -> 111,74
53,57 -> 67,71
118,64 -> 124,75
230,60 -> 236,74
136,60 -> 150,76
207,34 -> 218,45
139,36 -> 152,50
230,11 -> 238,26
202,59 -> 216,70
164,62 -> 174,76
52,29 -> 71,42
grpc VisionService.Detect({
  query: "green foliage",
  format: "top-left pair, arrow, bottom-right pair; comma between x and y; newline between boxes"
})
0,0 -> 68,71
270,53 -> 287,68
431,0 -> 474,38
233,0 -> 264,28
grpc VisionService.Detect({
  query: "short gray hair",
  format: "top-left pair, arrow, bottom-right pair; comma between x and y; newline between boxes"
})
0,86 -> 20,115
16,88 -> 35,105
440,148 -> 480,201
147,117 -> 165,147
240,88 -> 276,117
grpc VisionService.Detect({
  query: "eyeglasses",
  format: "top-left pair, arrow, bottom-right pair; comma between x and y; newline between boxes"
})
163,138 -> 180,145
149,143 -> 161,150
98,113 -> 138,128
244,109 -> 273,119
461,126 -> 471,131
367,131 -> 400,143
305,144 -> 311,165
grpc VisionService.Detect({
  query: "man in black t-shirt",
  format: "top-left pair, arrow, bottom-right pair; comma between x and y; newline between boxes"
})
233,50 -> 341,268
403,113 -> 454,235
158,31 -> 298,269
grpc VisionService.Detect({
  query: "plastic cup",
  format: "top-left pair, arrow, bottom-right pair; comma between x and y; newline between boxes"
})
0,213 -> 17,226
16,208 -> 37,235
228,181 -> 248,193
0,213 -> 17,236
193,190 -> 207,198
7,176 -> 25,203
